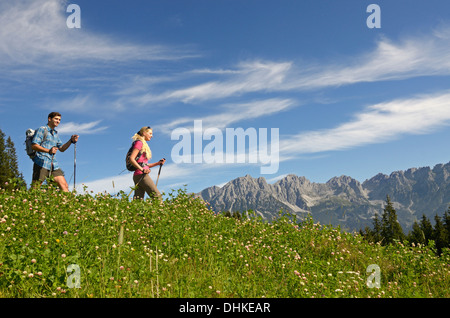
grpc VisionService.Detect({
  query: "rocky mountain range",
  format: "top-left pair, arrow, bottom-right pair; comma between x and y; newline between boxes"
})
197,162 -> 450,232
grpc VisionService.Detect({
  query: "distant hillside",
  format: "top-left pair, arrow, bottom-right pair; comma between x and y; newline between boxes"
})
198,162 -> 450,231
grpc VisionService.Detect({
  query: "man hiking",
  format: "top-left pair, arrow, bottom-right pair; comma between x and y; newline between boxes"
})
31,112 -> 79,192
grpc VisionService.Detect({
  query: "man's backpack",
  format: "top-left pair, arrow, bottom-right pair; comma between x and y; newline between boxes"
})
125,141 -> 144,171
25,126 -> 48,159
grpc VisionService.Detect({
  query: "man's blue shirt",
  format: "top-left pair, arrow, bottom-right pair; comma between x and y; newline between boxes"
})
31,125 -> 63,170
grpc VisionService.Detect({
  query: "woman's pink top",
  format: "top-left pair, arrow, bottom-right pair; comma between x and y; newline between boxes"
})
133,140 -> 150,176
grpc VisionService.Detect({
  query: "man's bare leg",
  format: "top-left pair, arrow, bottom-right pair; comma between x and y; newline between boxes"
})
54,175 -> 69,192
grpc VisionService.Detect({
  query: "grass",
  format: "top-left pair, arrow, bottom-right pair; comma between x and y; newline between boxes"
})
0,183 -> 449,298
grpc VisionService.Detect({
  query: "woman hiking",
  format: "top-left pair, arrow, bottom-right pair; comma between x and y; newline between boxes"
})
129,126 -> 165,201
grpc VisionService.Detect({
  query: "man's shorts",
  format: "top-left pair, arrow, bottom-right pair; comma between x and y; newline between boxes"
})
32,163 -> 64,182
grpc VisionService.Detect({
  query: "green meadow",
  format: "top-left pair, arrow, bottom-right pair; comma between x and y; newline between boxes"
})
0,184 -> 449,298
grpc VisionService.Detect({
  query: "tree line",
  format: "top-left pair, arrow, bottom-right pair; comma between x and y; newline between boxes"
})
360,195 -> 450,255
0,128 -> 26,190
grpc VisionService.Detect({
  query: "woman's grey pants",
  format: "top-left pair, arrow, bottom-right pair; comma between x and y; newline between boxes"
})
133,173 -> 162,200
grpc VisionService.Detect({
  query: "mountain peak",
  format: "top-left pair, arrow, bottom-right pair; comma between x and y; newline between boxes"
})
327,175 -> 357,184
197,161 -> 450,231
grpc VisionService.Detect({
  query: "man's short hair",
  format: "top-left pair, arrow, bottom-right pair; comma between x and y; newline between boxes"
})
48,112 -> 62,119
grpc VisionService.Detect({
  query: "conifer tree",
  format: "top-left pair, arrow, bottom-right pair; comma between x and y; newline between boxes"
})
380,195 -> 405,245
6,137 -> 24,179
444,208 -> 450,248
432,214 -> 447,255
0,128 -> 8,184
419,214 -> 433,244
0,128 -> 26,189
408,220 -> 426,245
372,213 -> 382,243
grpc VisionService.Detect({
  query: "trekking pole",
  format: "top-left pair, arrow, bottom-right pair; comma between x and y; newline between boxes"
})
73,141 -> 77,191
155,158 -> 165,187
49,153 -> 55,178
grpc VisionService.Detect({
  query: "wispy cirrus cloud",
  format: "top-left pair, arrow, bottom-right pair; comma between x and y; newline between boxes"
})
155,98 -> 296,135
124,24 -> 450,107
0,0 -> 196,69
58,120 -> 108,135
44,94 -> 128,114
129,60 -> 293,106
279,91 -> 450,156
284,34 -> 450,90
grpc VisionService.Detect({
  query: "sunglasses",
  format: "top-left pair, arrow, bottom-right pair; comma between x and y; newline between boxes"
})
138,126 -> 152,135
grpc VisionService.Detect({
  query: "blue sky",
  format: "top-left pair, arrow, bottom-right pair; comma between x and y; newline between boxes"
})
1,0 -> 450,196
